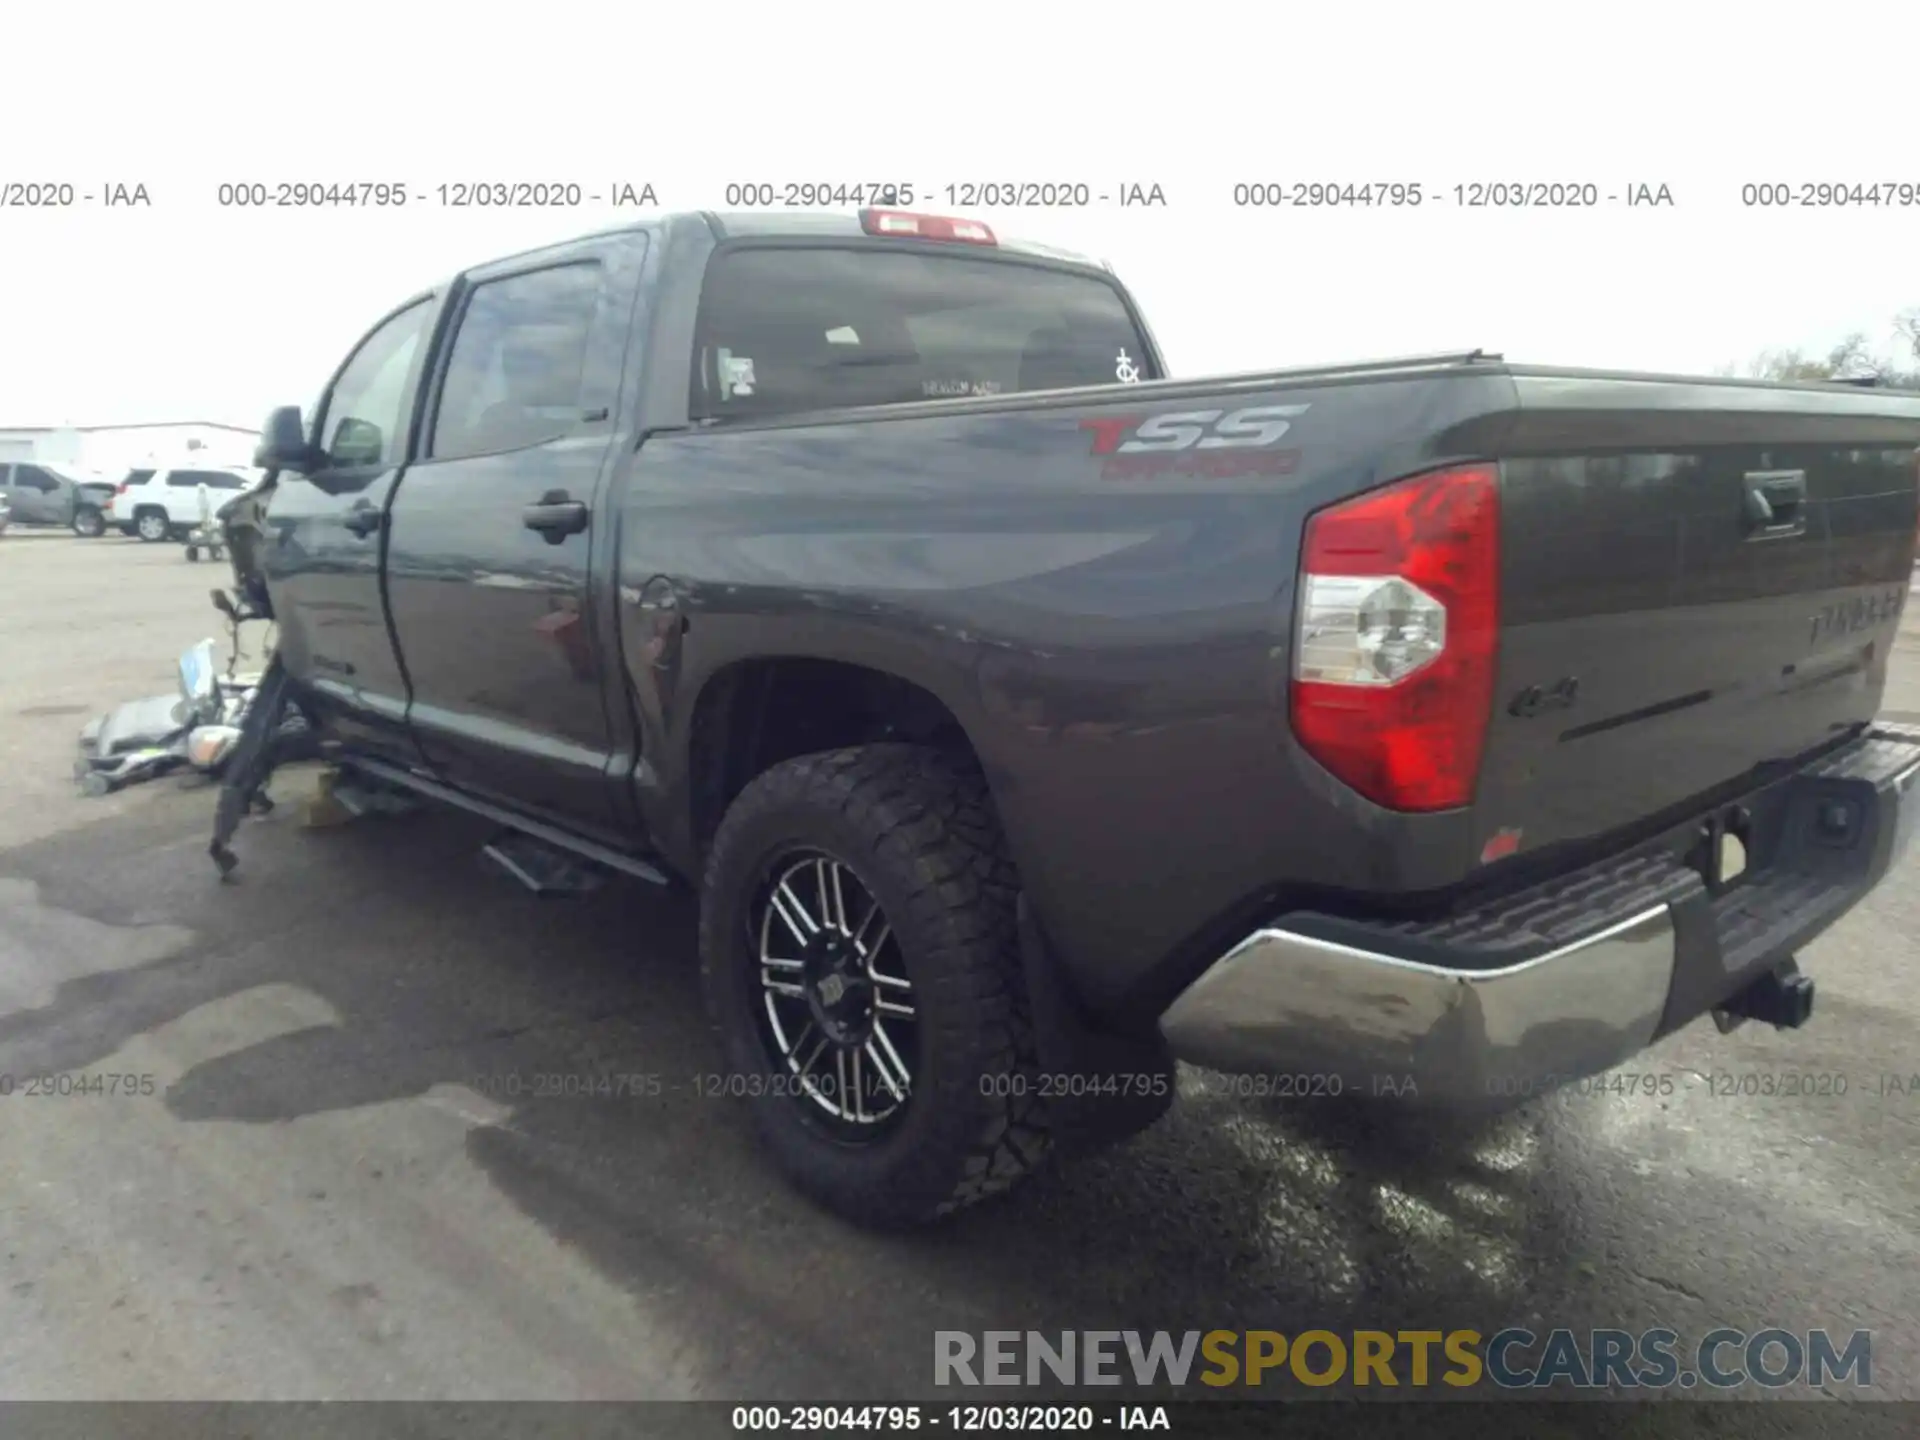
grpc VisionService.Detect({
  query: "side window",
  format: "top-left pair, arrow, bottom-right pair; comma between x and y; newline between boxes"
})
15,466 -> 57,491
166,472 -> 197,487
319,299 -> 436,469
429,263 -> 600,461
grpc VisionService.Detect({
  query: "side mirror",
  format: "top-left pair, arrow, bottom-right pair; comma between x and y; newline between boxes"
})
330,417 -> 384,468
255,405 -> 319,472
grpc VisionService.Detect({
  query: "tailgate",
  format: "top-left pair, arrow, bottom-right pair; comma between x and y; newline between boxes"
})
1476,373 -> 1920,857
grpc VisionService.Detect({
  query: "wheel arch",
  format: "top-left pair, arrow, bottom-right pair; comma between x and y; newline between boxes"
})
682,654 -> 991,863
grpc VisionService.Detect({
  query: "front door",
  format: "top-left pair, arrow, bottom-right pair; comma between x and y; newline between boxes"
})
7,465 -> 67,525
382,236 -> 644,837
261,294 -> 441,764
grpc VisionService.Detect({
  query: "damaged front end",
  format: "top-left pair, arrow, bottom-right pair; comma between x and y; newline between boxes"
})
75,637 -> 245,794
216,476 -> 278,618
204,470 -> 321,877
74,473 -> 310,810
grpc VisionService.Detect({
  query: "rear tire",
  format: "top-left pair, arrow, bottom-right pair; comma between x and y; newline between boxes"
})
699,744 -> 1053,1229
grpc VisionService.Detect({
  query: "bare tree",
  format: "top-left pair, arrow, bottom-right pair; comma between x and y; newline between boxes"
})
1745,347 -> 1837,382
1894,307 -> 1920,367
1739,315 -> 1920,387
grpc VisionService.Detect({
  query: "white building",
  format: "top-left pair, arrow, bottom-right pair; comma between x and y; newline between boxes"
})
0,421 -> 259,474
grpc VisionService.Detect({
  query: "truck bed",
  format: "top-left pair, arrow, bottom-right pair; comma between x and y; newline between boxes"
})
623,357 -> 1920,1014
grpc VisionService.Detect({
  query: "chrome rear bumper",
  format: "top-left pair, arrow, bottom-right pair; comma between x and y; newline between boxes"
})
1159,906 -> 1676,1106
1160,724 -> 1920,1110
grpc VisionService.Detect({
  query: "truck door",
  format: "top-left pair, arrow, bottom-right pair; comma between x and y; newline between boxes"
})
260,294 -> 441,764
382,233 -> 647,838
8,465 -> 64,524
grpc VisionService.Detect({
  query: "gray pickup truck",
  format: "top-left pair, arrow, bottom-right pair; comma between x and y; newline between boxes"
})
1,461 -> 118,536
212,207 -> 1920,1228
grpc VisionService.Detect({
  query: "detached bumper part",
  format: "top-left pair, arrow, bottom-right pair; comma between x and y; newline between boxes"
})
1160,723 -> 1920,1108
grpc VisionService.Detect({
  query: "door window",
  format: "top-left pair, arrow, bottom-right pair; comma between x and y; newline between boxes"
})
319,299 -> 436,469
429,263 -> 600,461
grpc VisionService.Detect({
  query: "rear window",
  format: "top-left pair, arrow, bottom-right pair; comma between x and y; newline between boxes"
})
167,469 -> 246,489
690,247 -> 1156,423
125,469 -> 155,486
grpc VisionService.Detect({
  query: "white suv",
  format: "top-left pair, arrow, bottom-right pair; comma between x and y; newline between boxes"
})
108,465 -> 261,541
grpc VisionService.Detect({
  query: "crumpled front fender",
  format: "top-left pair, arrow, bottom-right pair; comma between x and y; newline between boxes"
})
217,475 -> 279,617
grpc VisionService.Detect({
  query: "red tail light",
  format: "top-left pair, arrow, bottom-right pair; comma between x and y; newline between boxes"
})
116,482 -> 129,494
858,209 -> 996,245
1289,464 -> 1501,811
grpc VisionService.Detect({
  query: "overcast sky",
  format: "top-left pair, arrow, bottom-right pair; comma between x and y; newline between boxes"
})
5,1 -> 1917,430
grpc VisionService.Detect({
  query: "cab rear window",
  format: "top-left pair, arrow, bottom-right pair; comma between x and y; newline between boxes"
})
690,247 -> 1155,422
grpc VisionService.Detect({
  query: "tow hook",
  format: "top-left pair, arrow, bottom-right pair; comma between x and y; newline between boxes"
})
1712,958 -> 1816,1033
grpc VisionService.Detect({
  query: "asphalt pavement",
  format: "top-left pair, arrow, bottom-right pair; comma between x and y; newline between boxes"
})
1,532 -> 1917,1415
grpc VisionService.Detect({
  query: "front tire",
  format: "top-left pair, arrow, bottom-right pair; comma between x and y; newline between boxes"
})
72,506 -> 105,538
699,745 -> 1052,1228
134,509 -> 170,542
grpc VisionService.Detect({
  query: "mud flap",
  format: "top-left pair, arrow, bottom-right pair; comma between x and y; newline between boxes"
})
208,656 -> 301,878
1016,895 -> 1176,1154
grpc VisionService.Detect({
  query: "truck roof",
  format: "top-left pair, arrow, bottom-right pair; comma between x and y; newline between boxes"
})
442,210 -> 1111,290
698,210 -> 1109,268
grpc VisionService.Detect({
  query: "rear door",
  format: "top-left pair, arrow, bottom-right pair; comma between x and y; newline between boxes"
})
383,232 -> 646,836
261,294 -> 442,764
1479,391 -> 1920,856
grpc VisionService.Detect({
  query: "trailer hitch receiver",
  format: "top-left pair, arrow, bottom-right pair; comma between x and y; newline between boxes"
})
1713,958 -> 1816,1033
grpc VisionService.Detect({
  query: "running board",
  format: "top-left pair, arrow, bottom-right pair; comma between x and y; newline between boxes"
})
482,830 -> 609,898
341,756 -> 671,887
329,772 -> 424,819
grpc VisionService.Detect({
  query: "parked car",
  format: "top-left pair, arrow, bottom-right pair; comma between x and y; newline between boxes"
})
0,461 -> 119,536
108,465 -> 259,541
223,207 -> 1920,1229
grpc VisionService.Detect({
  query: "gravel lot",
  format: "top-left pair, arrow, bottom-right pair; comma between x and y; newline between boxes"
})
1,532 -> 1917,1417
